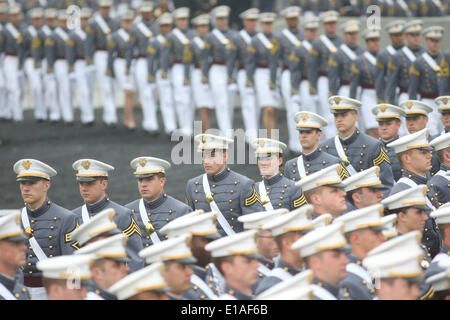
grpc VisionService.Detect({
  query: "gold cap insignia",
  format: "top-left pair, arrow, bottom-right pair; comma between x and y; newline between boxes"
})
201,135 -> 206,144
442,98 -> 448,105
334,97 -> 341,105
379,104 -> 387,112
108,210 -> 115,222
22,160 -> 32,170
185,236 -> 192,247
375,166 -> 380,177
300,113 -> 309,122
138,158 -> 147,167
81,160 -> 91,170
211,214 -> 217,224
405,101 -> 413,109
421,259 -> 430,269
25,226 -> 33,238
145,222 -> 155,234
258,140 -> 265,147
205,192 -> 214,204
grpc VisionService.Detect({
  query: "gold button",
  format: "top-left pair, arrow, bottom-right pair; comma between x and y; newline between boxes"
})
29,246 -> 32,250
212,184 -> 216,188
50,226 -> 54,230
208,284 -> 213,288
53,217 -> 57,221
278,203 -> 282,207
229,199 -> 232,203
281,190 -> 285,194
49,245 -> 53,249
292,170 -> 296,173
31,220 -> 35,224
193,286 -> 198,291
360,161 -> 363,164
48,235 -> 53,240
166,218 -> 170,222
28,263 -> 32,266
230,208 -> 233,212
145,243 -> 150,247
325,145 -> 329,149
362,145 -> 366,148
360,153 -> 364,156
425,228 -> 428,232
230,190 -> 234,194
168,210 -> 173,214
284,184 -> 288,188
231,226 -> 234,229
22,288 -> 27,293
266,187 -> 270,191
280,196 -> 284,200
15,294 -> 19,298
292,178 -> 296,181
148,212 -> 152,216
231,217 -> 235,221
234,181 -> 238,185
306,164 -> 310,168
49,255 -> 53,258
194,199 -> 198,203
344,147 -> 348,151
165,235 -> 168,239
426,237 -> 430,241
370,289 -> 375,294
200,295 -> 205,299
146,236 -> 150,239
29,254 -> 33,258
362,280 -> 367,285
195,181 -> 199,185
28,271 -> 32,275
195,189 -> 199,193
322,161 -> 326,165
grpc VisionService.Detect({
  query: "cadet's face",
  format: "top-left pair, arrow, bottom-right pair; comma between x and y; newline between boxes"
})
357,229 -> 386,254
215,17 -> 228,30
406,33 -> 421,48
406,115 -> 428,133
191,236 -> 212,267
425,38 -> 441,54
260,22 -> 272,34
443,113 -> 450,130
390,33 -> 404,47
78,179 -> 108,204
159,24 -> 172,34
0,240 -> 27,271
316,186 -> 347,217
257,154 -> 281,177
243,19 -> 257,33
304,29 -> 319,42
46,18 -> 56,27
99,7 -> 111,17
121,19 -> 133,30
299,130 -> 321,151
355,187 -> 383,208
195,25 -> 209,37
31,18 -> 43,28
141,12 -> 152,21
163,262 -> 193,295
312,250 -> 348,286
378,119 -> 401,141
138,176 -> 165,202
344,32 -> 359,46
9,13 -> 21,24
80,18 -> 88,29
286,17 -> 298,29
366,38 -> 380,52
93,259 -> 129,288
223,256 -> 260,288
323,22 -> 337,35
202,150 -> 227,175
175,18 -> 188,30
399,207 -> 428,232
334,111 -> 358,135
0,13 -> 6,22
257,230 -> 279,260
378,278 -> 420,300
404,149 -> 432,173
19,180 -> 50,208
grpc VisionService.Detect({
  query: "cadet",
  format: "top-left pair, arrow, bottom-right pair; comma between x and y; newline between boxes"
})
308,10 -> 343,139
205,230 -> 260,300
66,7 -> 94,126
408,26 -> 444,137
0,212 -> 30,300
285,111 -> 346,182
375,20 -> 405,105
238,209 -> 286,291
320,96 -> 394,195
125,156 -> 191,247
128,2 -> 157,133
46,11 -> 73,124
75,234 -> 129,300
343,167 -> 386,211
185,134 -> 264,236
147,13 -> 177,137
277,6 -> 304,153
435,96 -> 450,134
109,262 -> 169,300
202,5 -> 236,139
185,14 -> 214,134
3,3 -> 26,122
334,204 -> 386,300
245,12 -> 279,139
227,8 -> 259,143
363,234 -> 425,300
372,104 -> 405,181
23,8 -> 44,123
37,254 -> 95,300
139,234 -> 195,300
85,0 -> 120,127
160,211 -> 221,300
427,206 -> 450,277
72,158 -> 145,272
428,133 -> 450,206
381,214 -> 399,240
440,49 -> 450,95
289,16 -> 320,116
387,129 -> 441,258
426,257 -> 450,300
13,159 -> 78,300
328,20 -> 364,98
291,222 -> 350,300
349,28 -> 380,138
385,20 -> 425,105
254,205 -> 314,295
295,164 -> 348,219
166,7 -> 194,137
256,270 -> 314,300
107,9 -> 136,130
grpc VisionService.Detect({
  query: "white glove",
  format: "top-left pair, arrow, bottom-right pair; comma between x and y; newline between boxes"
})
291,94 -> 301,106
86,64 -> 96,73
69,72 -> 76,80
244,86 -> 255,96
310,94 -> 320,103
227,83 -> 238,92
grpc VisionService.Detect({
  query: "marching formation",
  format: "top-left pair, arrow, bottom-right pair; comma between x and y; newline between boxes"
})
0,1 -> 450,302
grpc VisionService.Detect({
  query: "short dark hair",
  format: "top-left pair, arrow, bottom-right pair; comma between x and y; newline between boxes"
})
211,256 -> 235,275
346,189 -> 361,207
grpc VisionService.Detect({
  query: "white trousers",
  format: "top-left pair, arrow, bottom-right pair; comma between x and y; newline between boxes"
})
54,59 -> 73,122
24,57 -> 45,120
3,56 -> 23,121
191,68 -> 213,109
94,51 -> 117,124
422,98 -> 443,137
318,76 -> 336,139
255,68 -> 279,109
135,58 -> 158,131
114,58 -> 136,91
0,54 -> 7,119
237,69 -> 258,143
171,63 -> 193,136
338,85 -> 350,97
299,80 -> 315,113
156,69 -> 177,134
359,88 -> 378,132
73,59 -> 94,123
209,64 -> 233,138
281,70 -> 301,152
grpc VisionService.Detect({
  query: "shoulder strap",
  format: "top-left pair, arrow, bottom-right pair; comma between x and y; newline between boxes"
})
257,32 -> 273,50
312,284 -> 338,300
268,267 -> 293,281
193,36 -> 205,49
296,156 -> 307,178
320,35 -> 337,53
340,44 -> 357,61
435,170 -> 450,182
301,39 -> 312,52
258,181 -> 274,211
85,291 -> 104,300
364,51 -> 376,65
0,282 -> 17,300
239,30 -> 252,45
334,136 -> 357,175
402,46 -> 416,62
172,28 -> 189,45
346,262 -> 373,286
212,28 -> 230,46
136,22 -> 152,38
139,198 -> 160,244
75,29 -> 87,41
282,28 -> 300,47
21,207 -> 48,261
95,14 -> 111,35
422,52 -> 440,73
386,45 -> 397,56
117,28 -> 130,42
55,27 -> 69,41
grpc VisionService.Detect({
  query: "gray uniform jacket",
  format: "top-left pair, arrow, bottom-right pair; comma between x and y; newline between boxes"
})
125,193 -> 192,248
375,44 -> 404,102
73,195 -> 145,272
339,253 -> 376,300
440,50 -> 450,95
0,273 -> 30,300
349,50 -> 378,99
408,51 -> 442,100
185,167 -> 264,236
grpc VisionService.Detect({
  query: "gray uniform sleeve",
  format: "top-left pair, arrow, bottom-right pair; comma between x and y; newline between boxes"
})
65,33 -> 76,72
59,212 -> 79,254
226,35 -> 238,83
159,38 -> 170,79
245,38 -> 257,87
239,180 -> 264,214
375,51 -> 388,103
183,41 -> 194,85
371,142 -> 394,194
349,58 -> 361,99
289,46 -> 302,94
85,22 -> 95,64
385,53 -> 401,104
440,52 -> 450,95
44,34 -> 55,73
307,40 -> 321,94
185,179 -> 195,210
328,51 -> 340,95
146,39 -> 157,82
201,34 -> 213,84
269,36 -> 280,89
408,59 -> 421,100
106,34 -> 115,78
119,209 -> 145,272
